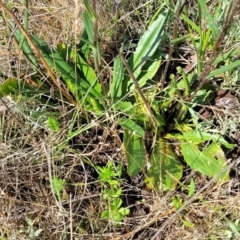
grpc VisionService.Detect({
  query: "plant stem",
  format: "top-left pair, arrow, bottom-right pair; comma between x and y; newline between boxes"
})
119,53 -> 157,133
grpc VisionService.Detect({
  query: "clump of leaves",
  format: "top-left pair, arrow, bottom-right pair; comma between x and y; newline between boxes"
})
0,0 -> 238,193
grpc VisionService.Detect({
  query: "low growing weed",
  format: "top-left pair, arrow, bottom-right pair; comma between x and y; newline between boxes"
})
96,162 -> 129,224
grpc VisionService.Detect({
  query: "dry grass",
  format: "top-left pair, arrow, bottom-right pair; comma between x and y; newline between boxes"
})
0,0 -> 240,240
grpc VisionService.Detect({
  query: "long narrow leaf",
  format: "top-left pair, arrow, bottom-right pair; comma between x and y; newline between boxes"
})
207,60 -> 240,79
198,0 -> 219,40
110,55 -> 125,99
9,22 -> 38,68
31,35 -> 101,99
70,48 -> 101,94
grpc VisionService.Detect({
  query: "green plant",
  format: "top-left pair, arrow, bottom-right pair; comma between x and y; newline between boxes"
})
96,162 -> 129,224
224,219 -> 240,239
51,176 -> 66,202
20,217 -> 42,240
0,0 -> 238,193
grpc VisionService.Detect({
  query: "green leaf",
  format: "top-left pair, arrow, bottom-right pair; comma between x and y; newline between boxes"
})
123,130 -> 146,177
172,195 -> 182,209
8,22 -> 39,68
57,42 -> 70,61
0,78 -> 33,97
83,0 -> 96,21
181,217 -> 195,228
47,116 -> 60,132
110,55 -> 125,99
180,13 -> 200,33
188,179 -> 195,197
31,35 -> 103,111
123,9 -> 170,94
70,48 -> 101,94
145,138 -> 183,191
192,84 -> 216,104
51,177 -> 66,201
83,11 -> 94,45
119,119 -> 145,137
134,49 -> 163,89
78,28 -> 91,59
166,131 -> 235,149
181,142 -> 229,182
19,0 -> 29,49
162,74 -> 197,109
213,46 -> 240,65
114,101 -> 135,116
207,60 -> 240,79
198,0 -> 219,40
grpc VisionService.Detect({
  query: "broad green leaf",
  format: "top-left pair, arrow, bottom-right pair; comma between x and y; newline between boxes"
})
31,36 -> 79,95
70,48 -> 101,94
166,131 -> 235,149
134,92 -> 152,127
110,55 -> 124,99
78,28 -> 91,59
0,78 -> 62,106
31,35 -> 102,111
119,118 -> 145,137
123,130 -> 146,177
130,9 -> 169,72
192,84 -> 216,104
123,9 -> 170,94
114,101 -> 135,116
145,138 -> 183,191
135,50 -> 163,89
181,142 -> 229,182
162,74 -> 197,109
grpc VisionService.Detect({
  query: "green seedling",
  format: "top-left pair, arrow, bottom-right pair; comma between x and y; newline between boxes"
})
97,162 -> 129,224
20,217 -> 42,240
51,176 -> 66,202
